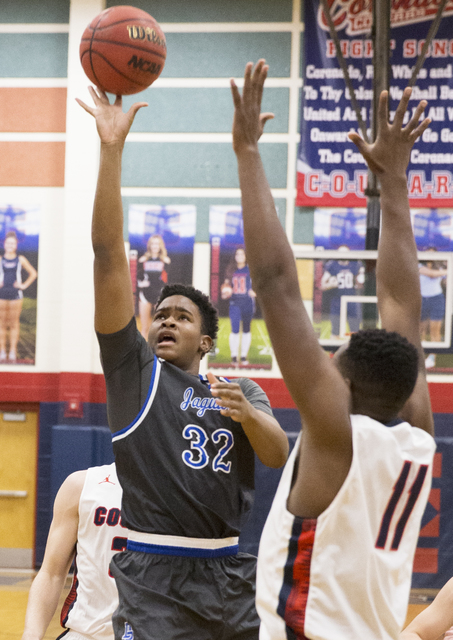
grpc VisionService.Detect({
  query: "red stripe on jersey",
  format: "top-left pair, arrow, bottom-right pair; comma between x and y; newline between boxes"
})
60,561 -> 78,627
285,519 -> 316,639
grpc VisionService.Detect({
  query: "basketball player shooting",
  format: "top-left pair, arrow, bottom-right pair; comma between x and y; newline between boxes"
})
231,60 -> 435,639
76,86 -> 288,640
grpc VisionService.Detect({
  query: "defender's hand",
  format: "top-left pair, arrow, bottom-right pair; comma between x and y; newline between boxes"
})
348,87 -> 430,177
230,59 -> 274,155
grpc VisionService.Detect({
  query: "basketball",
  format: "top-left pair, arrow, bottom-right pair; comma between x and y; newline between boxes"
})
221,284 -> 233,300
80,5 -> 166,96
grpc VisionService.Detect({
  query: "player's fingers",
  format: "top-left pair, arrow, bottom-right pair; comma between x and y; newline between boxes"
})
88,85 -> 101,102
393,86 -> 412,128
230,79 -> 242,108
255,64 -> 269,108
260,112 -> 275,128
75,97 -> 94,115
242,62 -> 254,101
348,131 -> 367,154
252,59 -> 266,102
409,116 -> 431,142
376,90 -> 390,130
128,102 -> 149,118
405,100 -> 427,133
207,371 -> 220,387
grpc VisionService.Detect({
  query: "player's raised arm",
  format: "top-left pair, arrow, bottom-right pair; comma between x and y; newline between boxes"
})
349,89 -> 434,434
22,471 -> 85,640
231,61 -> 351,474
77,88 -> 147,334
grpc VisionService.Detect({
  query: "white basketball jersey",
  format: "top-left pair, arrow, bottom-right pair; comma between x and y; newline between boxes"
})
61,464 -> 125,640
257,415 -> 436,640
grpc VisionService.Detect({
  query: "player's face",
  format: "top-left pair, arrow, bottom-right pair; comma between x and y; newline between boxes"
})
148,295 -> 212,374
235,248 -> 246,267
4,237 -> 17,253
149,237 -> 161,255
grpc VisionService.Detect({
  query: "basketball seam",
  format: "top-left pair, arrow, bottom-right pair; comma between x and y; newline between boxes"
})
81,38 -> 166,61
88,15 -> 105,89
81,50 -> 146,90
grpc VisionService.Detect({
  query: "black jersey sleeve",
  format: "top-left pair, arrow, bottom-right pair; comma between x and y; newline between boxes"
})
236,377 -> 274,417
96,316 -> 154,433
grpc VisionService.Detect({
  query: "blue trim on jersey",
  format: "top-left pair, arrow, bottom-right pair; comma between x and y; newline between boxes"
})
111,355 -> 160,440
199,374 -> 231,385
126,539 -> 239,558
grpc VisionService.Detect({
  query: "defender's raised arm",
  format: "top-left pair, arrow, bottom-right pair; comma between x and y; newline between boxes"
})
349,88 -> 434,434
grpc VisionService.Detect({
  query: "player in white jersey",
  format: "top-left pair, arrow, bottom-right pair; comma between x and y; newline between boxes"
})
400,577 -> 453,639
22,463 -> 125,640
231,61 -> 435,640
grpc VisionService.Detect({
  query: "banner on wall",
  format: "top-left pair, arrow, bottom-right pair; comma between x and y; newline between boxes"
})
0,204 -> 39,366
208,205 -> 272,370
297,0 -> 453,207
128,204 -> 196,340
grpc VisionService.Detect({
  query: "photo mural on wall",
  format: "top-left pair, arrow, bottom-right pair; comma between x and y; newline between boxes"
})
0,204 -> 39,365
128,204 -> 196,339
208,205 -> 272,370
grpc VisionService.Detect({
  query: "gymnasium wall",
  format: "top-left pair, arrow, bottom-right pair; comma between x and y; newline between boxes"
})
0,0 -> 452,587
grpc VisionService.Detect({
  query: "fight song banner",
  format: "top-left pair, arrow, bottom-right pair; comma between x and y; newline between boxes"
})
297,0 -> 453,207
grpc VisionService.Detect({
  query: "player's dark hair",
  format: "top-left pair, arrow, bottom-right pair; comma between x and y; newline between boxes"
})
156,283 -> 219,341
338,329 -> 419,410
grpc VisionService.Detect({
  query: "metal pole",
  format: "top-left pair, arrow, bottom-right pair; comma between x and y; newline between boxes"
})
363,0 -> 391,328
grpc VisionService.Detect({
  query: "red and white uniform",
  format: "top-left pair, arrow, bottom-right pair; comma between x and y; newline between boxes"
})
256,416 -> 435,640
61,464 -> 125,640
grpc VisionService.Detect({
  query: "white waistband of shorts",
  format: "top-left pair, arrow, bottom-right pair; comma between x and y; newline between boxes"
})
127,531 -> 239,549
60,630 -> 99,640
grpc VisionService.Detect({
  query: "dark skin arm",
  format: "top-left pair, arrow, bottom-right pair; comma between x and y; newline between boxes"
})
349,88 -> 434,435
76,88 -> 147,334
231,61 -> 352,517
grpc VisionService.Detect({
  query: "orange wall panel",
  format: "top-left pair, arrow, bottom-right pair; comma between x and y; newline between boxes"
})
0,141 -> 65,186
0,88 -> 67,132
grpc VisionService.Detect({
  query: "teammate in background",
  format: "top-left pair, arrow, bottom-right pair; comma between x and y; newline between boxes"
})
77,87 -> 288,640
22,463 -> 124,640
231,60 -> 435,640
137,233 -> 171,339
320,245 -> 364,338
0,231 -> 37,363
419,248 -> 447,369
222,246 -> 256,366
400,577 -> 453,639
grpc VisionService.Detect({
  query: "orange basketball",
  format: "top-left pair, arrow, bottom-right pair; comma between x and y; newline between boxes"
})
80,5 -> 166,95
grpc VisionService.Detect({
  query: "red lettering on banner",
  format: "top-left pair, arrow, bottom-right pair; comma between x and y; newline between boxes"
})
434,173 -> 451,195
332,172 -> 346,195
308,172 -> 322,196
403,39 -> 417,57
409,174 -> 424,196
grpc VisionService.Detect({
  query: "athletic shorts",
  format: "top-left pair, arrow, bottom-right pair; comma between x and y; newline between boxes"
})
110,550 -> 259,640
229,298 -> 255,334
421,293 -> 445,322
0,287 -> 22,300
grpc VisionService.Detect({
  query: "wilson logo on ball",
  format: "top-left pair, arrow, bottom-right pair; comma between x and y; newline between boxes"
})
127,25 -> 166,49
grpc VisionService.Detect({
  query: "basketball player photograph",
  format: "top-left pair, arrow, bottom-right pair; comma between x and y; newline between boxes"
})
21,464 -> 124,640
76,85 -> 288,640
231,59 -> 435,640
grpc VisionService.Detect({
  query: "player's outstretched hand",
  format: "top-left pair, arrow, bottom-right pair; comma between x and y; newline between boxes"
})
348,88 -> 430,178
76,86 -> 148,146
207,371 -> 254,423
230,59 -> 274,155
